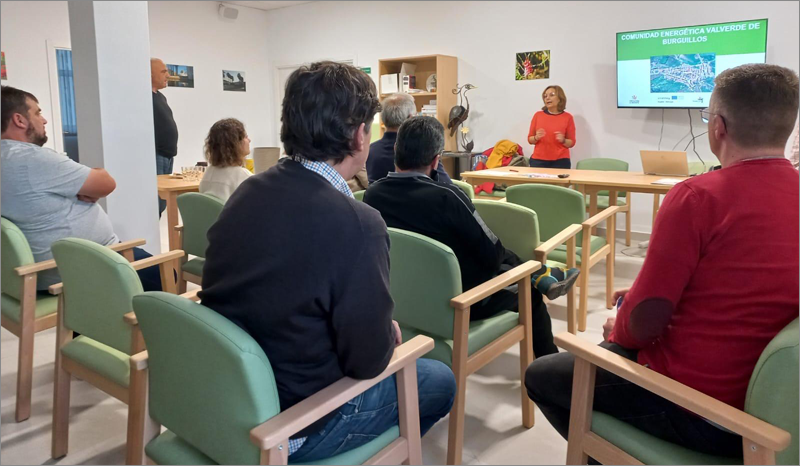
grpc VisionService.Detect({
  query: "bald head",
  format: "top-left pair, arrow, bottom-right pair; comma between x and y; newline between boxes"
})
150,58 -> 168,91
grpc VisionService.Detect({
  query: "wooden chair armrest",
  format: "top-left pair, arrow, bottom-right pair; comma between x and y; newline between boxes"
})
130,250 -> 185,271
250,335 -> 434,451
174,225 -> 183,232
535,224 -> 582,257
554,332 -> 791,452
108,238 -> 147,253
450,260 -> 541,309
130,351 -> 149,370
180,289 -> 201,302
16,239 -> 146,276
123,311 -> 138,326
15,259 -> 58,276
49,283 -> 63,295
582,206 -> 622,229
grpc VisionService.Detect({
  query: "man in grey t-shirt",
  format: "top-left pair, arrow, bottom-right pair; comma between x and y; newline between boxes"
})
1,86 -> 161,291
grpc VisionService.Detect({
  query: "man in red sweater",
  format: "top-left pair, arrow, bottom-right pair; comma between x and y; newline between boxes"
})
525,63 -> 799,459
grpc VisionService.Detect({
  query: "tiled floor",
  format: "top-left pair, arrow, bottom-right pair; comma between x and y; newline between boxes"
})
1,216 -> 644,465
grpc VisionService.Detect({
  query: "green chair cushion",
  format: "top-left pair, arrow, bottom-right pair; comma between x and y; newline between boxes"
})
60,336 -> 131,388
181,258 -> 205,277
477,190 -> 506,199
591,411 -> 740,465
353,190 -> 366,202
145,426 -> 401,465
400,311 -> 520,367
177,193 -> 225,258
548,235 -> 607,265
590,195 -> 628,209
1,292 -> 58,324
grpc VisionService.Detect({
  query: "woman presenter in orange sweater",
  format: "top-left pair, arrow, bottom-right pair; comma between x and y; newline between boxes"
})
527,85 -> 576,169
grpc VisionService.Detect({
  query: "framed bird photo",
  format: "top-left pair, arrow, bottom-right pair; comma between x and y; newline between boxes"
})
515,50 -> 550,81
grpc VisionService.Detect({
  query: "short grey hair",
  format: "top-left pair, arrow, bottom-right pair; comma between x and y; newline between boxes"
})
380,93 -> 416,129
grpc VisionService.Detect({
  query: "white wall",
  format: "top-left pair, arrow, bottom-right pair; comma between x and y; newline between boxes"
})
147,1 -> 273,170
0,1 -> 71,152
262,1 -> 800,233
0,1 -> 274,172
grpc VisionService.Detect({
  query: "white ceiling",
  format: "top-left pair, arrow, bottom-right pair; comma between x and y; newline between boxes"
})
225,1 -> 312,12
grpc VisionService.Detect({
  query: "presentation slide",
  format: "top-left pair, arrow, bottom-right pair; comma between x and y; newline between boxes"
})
617,19 -> 767,108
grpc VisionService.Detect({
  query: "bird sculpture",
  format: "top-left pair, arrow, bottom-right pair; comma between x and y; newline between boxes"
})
447,84 -> 477,151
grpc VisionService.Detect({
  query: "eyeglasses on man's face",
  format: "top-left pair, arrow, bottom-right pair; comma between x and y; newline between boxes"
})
700,108 -> 724,124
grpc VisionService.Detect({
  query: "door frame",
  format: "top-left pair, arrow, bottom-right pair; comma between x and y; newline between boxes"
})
45,39 -> 71,154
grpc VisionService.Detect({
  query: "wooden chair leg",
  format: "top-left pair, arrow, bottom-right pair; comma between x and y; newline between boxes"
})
605,214 -> 616,310
742,439 -> 776,465
261,444 -> 289,465
566,358 -> 596,465
446,309 -> 470,465
625,206 -> 632,247
52,294 -> 72,459
126,362 -> 159,465
517,276 -> 535,428
51,362 -> 71,459
16,275 -> 37,422
578,231 -> 591,332
397,363 -> 422,465
566,236 -> 577,335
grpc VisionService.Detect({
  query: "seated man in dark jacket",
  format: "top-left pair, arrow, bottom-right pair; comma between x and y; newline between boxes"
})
367,92 -> 452,184
199,62 -> 455,463
365,116 -> 578,358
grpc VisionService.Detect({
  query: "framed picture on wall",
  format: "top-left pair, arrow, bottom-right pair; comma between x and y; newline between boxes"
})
222,70 -> 246,92
515,50 -> 550,81
1,52 -> 7,80
166,64 -> 194,88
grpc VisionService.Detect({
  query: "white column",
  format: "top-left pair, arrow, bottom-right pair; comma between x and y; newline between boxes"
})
68,1 -> 160,253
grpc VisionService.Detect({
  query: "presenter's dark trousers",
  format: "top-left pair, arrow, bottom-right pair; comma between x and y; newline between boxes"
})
530,157 -> 571,169
156,154 -> 174,218
524,341 -> 743,459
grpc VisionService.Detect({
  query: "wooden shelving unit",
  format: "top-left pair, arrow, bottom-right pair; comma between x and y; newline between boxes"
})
377,54 -> 458,153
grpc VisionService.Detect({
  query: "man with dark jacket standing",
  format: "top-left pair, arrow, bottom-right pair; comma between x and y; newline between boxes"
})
199,62 -> 455,462
150,58 -> 178,218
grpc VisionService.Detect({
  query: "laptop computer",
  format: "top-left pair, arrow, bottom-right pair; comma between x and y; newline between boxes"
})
640,150 -> 690,177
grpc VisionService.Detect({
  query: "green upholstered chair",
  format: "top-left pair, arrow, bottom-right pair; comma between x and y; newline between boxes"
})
576,158 -> 632,246
473,200 -> 581,333
0,218 -> 146,423
556,318 -> 799,465
451,179 -> 475,200
1,217 -> 59,423
387,227 -> 539,465
353,189 -> 366,202
175,192 -> 225,291
506,184 -> 620,332
49,238 -> 183,464
130,291 -> 433,465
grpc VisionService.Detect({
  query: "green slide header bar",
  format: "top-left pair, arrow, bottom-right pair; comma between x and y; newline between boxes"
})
617,19 -> 767,61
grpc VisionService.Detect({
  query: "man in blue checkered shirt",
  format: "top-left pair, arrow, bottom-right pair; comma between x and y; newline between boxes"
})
199,61 -> 456,461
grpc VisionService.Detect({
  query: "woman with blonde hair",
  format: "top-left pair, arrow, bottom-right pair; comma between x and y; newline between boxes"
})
527,85 -> 577,168
199,118 -> 252,202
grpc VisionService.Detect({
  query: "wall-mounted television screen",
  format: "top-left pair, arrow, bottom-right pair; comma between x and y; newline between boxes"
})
617,19 -> 767,108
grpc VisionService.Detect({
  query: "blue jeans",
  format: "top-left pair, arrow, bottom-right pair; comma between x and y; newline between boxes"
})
131,247 -> 163,292
289,359 -> 456,462
156,154 -> 174,218
530,158 -> 571,169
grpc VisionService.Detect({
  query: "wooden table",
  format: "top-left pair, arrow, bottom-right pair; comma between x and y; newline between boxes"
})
460,167 -> 681,226
157,175 -> 200,252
